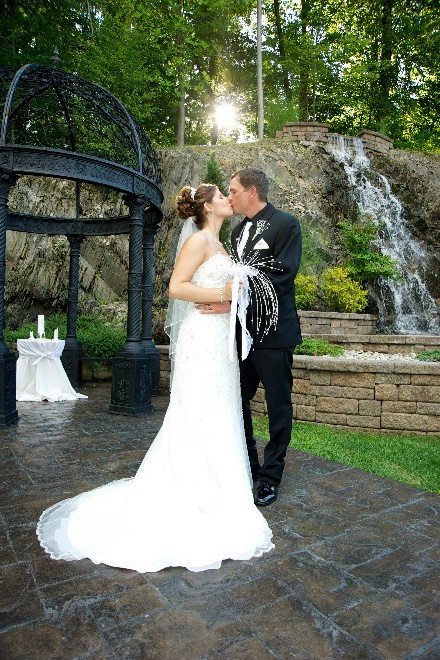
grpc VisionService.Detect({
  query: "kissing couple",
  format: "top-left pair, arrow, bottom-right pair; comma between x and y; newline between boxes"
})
37,168 -> 302,573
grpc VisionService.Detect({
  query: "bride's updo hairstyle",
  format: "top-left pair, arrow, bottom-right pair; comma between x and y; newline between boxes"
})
175,184 -> 217,229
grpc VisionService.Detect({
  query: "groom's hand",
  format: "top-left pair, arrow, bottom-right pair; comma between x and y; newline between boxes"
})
195,301 -> 231,314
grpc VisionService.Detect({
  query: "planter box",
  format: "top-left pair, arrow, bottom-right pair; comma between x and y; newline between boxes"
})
306,333 -> 440,356
289,355 -> 440,435
157,346 -> 440,435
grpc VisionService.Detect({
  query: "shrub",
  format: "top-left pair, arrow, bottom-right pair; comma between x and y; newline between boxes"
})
205,151 -> 227,194
416,350 -> 440,362
77,315 -> 126,358
337,218 -> 400,282
205,151 -> 231,248
295,273 -> 319,310
320,267 -> 368,313
294,338 -> 344,357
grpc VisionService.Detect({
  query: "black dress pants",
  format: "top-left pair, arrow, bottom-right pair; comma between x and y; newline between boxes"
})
239,347 -> 293,486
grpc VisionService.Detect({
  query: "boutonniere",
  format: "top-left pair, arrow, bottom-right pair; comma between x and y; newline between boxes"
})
255,219 -> 268,237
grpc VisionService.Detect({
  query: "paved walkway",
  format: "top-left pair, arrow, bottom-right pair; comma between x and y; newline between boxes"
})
0,382 -> 438,659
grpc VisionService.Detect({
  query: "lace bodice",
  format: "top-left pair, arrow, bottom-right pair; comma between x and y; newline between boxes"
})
191,252 -> 232,288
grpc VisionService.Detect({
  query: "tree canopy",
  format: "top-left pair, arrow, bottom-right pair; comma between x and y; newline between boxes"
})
1,0 -> 438,151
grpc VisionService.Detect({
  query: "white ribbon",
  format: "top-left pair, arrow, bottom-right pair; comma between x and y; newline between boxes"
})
229,262 -> 259,361
32,355 -> 58,366
237,221 -> 252,259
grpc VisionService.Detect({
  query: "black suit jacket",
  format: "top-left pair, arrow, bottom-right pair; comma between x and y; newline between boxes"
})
231,202 -> 302,349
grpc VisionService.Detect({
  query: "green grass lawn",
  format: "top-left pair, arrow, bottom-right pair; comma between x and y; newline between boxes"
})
252,417 -> 440,494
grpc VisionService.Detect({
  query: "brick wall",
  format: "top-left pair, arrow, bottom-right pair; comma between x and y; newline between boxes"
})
158,347 -> 440,436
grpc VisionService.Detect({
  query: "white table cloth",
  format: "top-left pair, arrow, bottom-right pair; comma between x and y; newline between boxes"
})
16,338 -> 87,402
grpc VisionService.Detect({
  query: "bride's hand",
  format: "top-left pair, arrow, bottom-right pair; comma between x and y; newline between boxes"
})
196,301 -> 231,315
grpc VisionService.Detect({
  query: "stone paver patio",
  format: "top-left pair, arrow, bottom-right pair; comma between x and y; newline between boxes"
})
0,382 -> 439,659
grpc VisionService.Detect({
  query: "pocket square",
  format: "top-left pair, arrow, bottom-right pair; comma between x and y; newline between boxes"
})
254,238 -> 269,249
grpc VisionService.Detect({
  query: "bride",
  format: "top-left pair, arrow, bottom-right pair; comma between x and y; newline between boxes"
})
36,183 -> 274,573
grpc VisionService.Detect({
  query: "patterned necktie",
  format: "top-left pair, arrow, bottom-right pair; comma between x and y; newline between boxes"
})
237,221 -> 253,259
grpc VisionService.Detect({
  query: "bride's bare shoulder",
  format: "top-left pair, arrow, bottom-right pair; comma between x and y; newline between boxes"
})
181,231 -> 209,253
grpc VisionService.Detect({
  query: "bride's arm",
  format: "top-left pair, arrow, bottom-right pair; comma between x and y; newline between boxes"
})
168,234 -> 233,303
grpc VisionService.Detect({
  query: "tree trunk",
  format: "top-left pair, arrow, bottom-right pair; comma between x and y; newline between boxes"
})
176,0 -> 185,146
177,80 -> 185,146
376,0 -> 394,124
298,0 -> 310,122
257,0 -> 264,139
209,54 -> 219,145
273,0 -> 291,101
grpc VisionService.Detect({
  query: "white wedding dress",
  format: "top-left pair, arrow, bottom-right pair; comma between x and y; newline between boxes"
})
37,253 -> 274,572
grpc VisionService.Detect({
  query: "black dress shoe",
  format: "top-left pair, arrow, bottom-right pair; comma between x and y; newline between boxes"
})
254,481 -> 278,506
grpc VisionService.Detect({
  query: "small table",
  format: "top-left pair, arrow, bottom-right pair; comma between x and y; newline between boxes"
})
16,338 -> 87,402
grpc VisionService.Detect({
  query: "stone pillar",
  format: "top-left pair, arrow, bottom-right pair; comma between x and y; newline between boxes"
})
141,211 -> 161,396
0,170 -> 18,426
109,195 -> 152,415
62,234 -> 84,387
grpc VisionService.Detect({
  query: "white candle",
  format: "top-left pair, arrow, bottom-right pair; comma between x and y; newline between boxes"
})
53,328 -> 58,340
38,315 -> 45,337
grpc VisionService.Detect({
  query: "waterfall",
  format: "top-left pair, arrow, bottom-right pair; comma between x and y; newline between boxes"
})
327,134 -> 440,335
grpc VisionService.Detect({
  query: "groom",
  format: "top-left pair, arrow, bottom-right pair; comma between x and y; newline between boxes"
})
200,168 -> 302,505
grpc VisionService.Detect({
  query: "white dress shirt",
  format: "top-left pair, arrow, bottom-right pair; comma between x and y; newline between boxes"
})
237,221 -> 253,259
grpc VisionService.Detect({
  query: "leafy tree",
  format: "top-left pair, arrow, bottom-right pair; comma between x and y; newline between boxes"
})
1,0 -> 438,151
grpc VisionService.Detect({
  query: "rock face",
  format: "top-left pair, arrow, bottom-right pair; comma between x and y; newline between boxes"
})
6,177 -> 130,327
5,141 -> 440,337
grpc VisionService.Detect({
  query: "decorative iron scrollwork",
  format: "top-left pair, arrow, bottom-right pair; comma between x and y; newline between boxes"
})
0,64 -> 162,188
117,378 -> 129,403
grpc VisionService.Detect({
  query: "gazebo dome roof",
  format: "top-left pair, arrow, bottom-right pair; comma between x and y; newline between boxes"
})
0,63 -> 161,190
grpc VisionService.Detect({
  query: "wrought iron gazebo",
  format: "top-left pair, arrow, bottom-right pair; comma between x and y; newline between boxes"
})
0,63 -> 163,426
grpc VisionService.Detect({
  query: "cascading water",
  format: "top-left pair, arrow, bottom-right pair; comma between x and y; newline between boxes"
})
327,134 -> 440,334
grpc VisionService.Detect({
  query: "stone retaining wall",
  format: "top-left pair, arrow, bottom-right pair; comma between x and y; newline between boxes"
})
290,356 -> 440,435
158,347 -> 440,436
308,333 -> 440,356
299,310 -> 378,335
